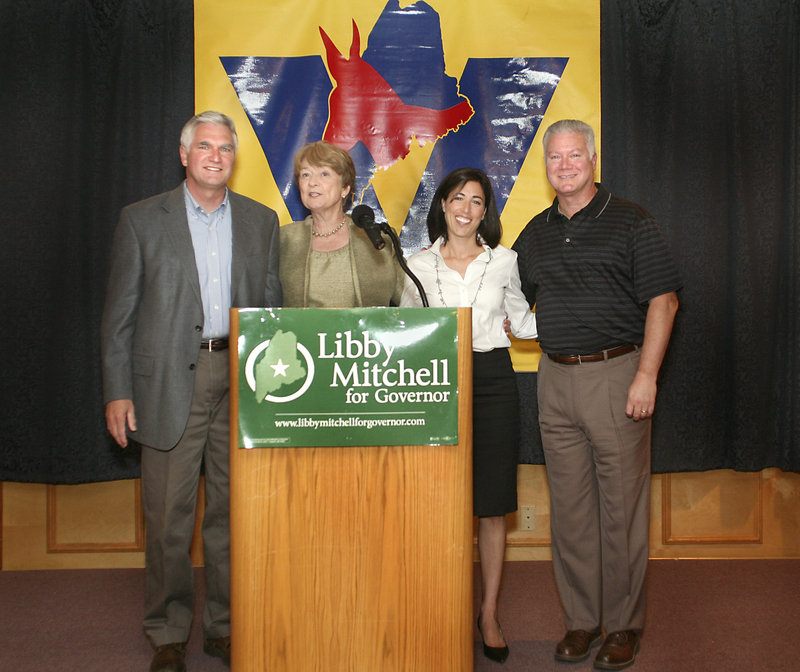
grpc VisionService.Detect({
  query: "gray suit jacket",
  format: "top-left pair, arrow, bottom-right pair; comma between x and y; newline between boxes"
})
100,185 -> 281,450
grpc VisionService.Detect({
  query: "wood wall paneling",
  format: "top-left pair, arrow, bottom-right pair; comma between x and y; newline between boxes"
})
2,479 -> 207,570
662,471 -> 762,545
47,480 -> 145,553
3,468 -> 800,570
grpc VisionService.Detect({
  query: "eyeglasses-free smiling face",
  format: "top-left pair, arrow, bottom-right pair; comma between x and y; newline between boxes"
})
544,131 -> 598,203
441,180 -> 487,243
179,122 -> 236,193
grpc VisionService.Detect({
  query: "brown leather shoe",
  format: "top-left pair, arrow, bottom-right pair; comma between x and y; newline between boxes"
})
594,630 -> 640,670
203,635 -> 231,665
555,628 -> 603,662
150,643 -> 186,672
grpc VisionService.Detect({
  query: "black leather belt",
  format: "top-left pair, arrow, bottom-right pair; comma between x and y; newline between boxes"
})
200,337 -> 229,352
547,343 -> 637,365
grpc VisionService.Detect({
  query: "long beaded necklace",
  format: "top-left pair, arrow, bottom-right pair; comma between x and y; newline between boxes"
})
311,216 -> 346,237
434,247 -> 492,306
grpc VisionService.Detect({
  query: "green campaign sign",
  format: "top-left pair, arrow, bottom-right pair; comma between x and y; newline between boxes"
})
235,307 -> 460,448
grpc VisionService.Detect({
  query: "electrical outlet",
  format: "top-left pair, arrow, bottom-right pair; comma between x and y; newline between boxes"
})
519,505 -> 535,531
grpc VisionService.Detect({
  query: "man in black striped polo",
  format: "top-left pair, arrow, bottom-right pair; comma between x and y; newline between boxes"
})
513,119 -> 681,671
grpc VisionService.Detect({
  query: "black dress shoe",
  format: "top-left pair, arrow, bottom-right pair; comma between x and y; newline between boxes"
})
594,630 -> 640,670
554,628 -> 603,662
150,642 -> 186,672
204,635 -> 231,665
477,615 -> 509,664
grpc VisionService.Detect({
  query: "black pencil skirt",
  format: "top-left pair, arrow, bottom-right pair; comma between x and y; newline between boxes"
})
472,348 -> 520,517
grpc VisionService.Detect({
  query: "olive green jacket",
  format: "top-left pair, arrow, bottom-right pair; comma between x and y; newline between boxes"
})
279,215 -> 405,307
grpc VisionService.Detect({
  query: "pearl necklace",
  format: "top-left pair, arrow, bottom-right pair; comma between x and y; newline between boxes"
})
434,248 -> 492,307
311,216 -> 346,238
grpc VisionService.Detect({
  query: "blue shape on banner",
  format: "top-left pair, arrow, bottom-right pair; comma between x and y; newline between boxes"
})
400,56 -> 568,252
220,1 -> 567,255
221,55 -> 332,217
364,1 -> 466,109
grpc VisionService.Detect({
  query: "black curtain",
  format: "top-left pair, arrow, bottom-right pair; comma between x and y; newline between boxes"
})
2,0 -> 799,483
0,0 -> 194,483
600,0 -> 800,472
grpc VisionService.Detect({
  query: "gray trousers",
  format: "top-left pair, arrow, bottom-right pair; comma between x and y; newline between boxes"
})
141,349 -> 231,646
538,350 -> 651,634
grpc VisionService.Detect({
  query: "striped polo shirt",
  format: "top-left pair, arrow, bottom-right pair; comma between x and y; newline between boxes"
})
512,183 -> 682,354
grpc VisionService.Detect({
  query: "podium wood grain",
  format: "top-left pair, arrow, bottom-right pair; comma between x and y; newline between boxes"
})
229,308 -> 473,671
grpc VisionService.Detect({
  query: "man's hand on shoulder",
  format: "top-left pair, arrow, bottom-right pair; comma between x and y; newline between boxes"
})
105,399 -> 136,447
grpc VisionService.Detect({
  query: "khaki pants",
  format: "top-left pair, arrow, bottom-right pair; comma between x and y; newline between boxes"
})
538,350 -> 651,633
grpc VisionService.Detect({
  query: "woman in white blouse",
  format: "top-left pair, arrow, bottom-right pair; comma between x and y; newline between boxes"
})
400,167 -> 537,664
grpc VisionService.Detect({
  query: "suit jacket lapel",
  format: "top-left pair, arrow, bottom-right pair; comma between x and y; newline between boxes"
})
230,192 -> 251,302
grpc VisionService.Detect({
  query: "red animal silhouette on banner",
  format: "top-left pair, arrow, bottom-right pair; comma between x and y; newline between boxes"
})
319,20 -> 474,168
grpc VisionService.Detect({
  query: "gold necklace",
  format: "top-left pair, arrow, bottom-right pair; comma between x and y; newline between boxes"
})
311,216 -> 346,238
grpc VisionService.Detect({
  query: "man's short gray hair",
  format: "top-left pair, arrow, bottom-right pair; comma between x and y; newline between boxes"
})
180,111 -> 238,152
542,119 -> 596,157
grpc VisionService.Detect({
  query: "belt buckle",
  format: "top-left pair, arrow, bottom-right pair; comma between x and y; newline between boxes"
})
202,338 -> 223,351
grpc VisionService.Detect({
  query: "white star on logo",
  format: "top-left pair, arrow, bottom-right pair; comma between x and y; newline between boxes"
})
271,359 -> 290,377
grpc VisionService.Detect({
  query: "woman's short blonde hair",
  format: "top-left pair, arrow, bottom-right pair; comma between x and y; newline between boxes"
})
293,141 -> 356,208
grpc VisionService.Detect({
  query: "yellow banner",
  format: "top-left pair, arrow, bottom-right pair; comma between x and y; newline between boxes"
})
194,0 -> 600,370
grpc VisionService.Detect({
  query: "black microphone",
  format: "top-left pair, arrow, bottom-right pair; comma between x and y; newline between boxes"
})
351,204 -> 386,250
351,203 -> 429,306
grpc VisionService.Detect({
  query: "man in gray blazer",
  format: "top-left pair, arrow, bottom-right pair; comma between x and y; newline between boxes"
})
101,111 -> 281,672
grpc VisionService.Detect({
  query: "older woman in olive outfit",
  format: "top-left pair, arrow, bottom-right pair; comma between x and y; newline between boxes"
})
280,141 -> 405,307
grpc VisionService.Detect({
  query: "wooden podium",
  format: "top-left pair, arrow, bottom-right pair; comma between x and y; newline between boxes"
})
228,308 -> 473,671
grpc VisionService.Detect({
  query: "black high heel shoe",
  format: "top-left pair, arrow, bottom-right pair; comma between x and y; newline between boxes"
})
477,615 -> 509,664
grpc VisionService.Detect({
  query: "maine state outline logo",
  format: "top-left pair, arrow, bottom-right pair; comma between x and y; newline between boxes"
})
244,330 -> 315,403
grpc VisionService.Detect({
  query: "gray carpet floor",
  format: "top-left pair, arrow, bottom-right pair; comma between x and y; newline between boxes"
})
1,560 -> 798,671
